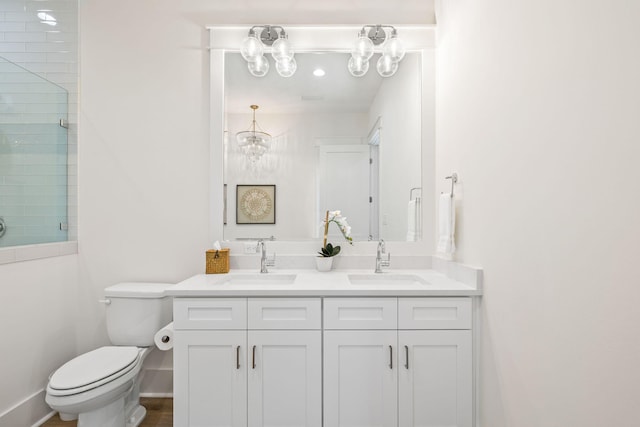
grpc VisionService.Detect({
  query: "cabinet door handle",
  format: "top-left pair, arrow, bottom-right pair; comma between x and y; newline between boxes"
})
252,345 -> 256,369
236,345 -> 241,370
404,345 -> 409,369
389,345 -> 393,369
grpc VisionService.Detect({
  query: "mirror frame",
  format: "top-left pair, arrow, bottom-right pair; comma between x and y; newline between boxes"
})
209,25 -> 436,255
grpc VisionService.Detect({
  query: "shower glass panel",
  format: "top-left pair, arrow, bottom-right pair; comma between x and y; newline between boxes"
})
0,56 -> 69,247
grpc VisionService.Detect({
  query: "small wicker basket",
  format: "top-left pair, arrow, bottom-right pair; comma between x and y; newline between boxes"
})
206,249 -> 230,274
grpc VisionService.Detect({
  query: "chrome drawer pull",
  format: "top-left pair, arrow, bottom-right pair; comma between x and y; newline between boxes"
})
252,345 -> 256,369
404,345 -> 409,369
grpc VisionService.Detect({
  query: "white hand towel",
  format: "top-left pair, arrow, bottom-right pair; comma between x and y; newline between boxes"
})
406,198 -> 421,241
436,193 -> 456,253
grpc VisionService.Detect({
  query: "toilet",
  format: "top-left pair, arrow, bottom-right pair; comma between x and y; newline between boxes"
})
45,282 -> 172,427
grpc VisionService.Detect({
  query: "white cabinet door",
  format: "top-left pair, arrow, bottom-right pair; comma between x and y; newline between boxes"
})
174,330 -> 247,427
398,330 -> 472,427
324,330 -> 398,427
248,330 -> 322,427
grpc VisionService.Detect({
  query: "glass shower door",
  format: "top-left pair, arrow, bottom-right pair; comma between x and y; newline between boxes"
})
0,56 -> 69,247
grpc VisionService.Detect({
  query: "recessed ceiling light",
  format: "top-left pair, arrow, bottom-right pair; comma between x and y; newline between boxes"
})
313,68 -> 326,77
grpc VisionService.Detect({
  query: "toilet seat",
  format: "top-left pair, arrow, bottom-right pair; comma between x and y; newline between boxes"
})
48,346 -> 142,396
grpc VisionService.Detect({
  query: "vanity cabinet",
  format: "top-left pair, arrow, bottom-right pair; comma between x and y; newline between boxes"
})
323,298 -> 398,427
174,330 -> 247,427
173,296 -> 473,427
397,298 -> 473,427
323,297 -> 472,427
173,298 -> 322,427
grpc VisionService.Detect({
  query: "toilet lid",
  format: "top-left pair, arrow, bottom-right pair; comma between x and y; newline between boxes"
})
49,346 -> 141,391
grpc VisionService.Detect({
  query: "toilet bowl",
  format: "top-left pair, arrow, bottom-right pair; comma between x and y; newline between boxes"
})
45,282 -> 172,427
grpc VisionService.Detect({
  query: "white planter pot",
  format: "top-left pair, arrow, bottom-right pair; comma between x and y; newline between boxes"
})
315,257 -> 334,272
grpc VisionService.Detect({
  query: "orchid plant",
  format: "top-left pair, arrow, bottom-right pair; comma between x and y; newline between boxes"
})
318,210 -> 354,257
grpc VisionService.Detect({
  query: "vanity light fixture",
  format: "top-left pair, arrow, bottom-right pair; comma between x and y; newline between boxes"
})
240,25 -> 296,78
349,25 -> 406,78
236,105 -> 272,162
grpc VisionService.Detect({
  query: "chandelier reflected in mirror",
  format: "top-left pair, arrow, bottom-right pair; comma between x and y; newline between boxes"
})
236,105 -> 271,162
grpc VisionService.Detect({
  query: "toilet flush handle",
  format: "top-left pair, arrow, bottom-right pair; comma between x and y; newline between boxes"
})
98,299 -> 111,305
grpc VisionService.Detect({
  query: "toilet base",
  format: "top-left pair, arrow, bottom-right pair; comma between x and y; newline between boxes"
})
58,412 -> 78,421
126,404 -> 147,427
123,365 -> 147,426
78,395 -> 125,427
75,391 -> 147,427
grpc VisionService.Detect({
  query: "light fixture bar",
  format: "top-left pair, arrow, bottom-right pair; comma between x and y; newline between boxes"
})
248,25 -> 286,46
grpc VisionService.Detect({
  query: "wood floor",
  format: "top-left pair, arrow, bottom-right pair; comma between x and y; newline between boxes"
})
41,398 -> 172,427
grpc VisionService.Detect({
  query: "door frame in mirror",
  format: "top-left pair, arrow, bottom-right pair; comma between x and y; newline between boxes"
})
209,25 -> 436,254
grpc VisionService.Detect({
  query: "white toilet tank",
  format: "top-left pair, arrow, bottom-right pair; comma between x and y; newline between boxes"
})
104,282 -> 173,346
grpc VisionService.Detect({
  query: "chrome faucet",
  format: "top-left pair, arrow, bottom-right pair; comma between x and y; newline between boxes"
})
375,239 -> 391,273
258,240 -> 276,273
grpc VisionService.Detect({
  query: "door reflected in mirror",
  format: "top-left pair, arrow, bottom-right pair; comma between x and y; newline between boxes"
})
223,51 -> 422,242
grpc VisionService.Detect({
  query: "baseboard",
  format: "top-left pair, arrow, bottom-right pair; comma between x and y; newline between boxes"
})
140,393 -> 174,398
140,368 -> 173,397
32,411 -> 56,427
0,388 -> 53,427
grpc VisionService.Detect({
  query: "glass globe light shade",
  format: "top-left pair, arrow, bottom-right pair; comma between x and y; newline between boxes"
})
382,34 -> 406,62
351,34 -> 374,61
348,56 -> 370,77
240,34 -> 263,62
248,55 -> 269,77
271,37 -> 294,62
275,57 -> 297,77
376,54 -> 398,77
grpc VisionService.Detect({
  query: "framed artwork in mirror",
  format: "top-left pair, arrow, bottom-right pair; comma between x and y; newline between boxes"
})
236,185 -> 276,224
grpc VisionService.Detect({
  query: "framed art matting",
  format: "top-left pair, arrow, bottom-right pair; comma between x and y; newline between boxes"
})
236,185 -> 276,224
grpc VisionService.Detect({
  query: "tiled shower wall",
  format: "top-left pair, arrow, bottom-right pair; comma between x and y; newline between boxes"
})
0,0 -> 78,247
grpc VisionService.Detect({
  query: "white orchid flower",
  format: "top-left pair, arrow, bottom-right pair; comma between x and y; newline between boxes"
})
322,209 -> 354,246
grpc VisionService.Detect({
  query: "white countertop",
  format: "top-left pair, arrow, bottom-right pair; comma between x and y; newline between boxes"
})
168,268 -> 482,297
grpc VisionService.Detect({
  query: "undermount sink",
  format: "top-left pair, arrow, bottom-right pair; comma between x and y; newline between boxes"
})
347,274 -> 429,286
218,274 -> 297,286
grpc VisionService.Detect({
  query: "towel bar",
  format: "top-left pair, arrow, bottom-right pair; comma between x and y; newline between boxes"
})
409,187 -> 422,201
444,173 -> 458,198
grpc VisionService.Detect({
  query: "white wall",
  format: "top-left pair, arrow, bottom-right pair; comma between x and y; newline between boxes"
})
0,255 -> 79,425
436,0 -> 640,425
76,0 -> 215,396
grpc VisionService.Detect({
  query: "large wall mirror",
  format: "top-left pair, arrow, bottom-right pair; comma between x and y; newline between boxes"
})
210,26 -> 435,248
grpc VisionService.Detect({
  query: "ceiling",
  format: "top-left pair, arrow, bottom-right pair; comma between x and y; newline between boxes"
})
225,51 -> 385,115
185,0 -> 436,26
